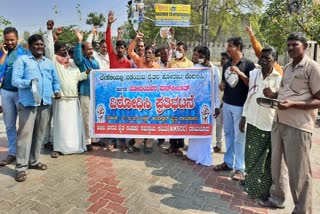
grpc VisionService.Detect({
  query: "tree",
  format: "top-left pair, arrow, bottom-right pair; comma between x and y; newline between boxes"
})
260,0 -> 320,53
124,0 -> 264,45
0,16 -> 11,40
86,12 -> 106,28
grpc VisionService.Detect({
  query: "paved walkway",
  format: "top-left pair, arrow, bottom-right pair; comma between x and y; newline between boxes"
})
0,116 -> 320,214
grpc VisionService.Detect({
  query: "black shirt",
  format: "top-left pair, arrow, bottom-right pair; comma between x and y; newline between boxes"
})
222,57 -> 255,107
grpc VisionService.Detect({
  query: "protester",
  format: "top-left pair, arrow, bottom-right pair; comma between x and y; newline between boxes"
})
165,41 -> 194,157
239,46 -> 282,200
245,23 -> 283,75
44,34 -> 90,158
191,46 -> 201,65
106,11 -> 132,69
86,27 -> 110,69
258,32 -> 320,214
12,34 -> 61,182
158,47 -> 169,69
213,37 -> 255,181
106,11 -> 133,151
0,27 -> 29,167
74,30 -> 100,151
127,31 -> 160,154
42,20 -> 63,151
213,52 -> 229,153
128,32 -> 160,69
86,27 -> 111,149
185,46 -> 220,166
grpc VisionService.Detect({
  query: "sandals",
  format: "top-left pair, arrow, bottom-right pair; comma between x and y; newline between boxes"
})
0,155 -> 16,166
231,170 -> 245,181
127,146 -> 140,153
15,171 -> 27,182
29,163 -> 48,170
213,162 -> 233,171
175,148 -> 184,157
157,139 -> 165,147
163,146 -> 176,154
51,151 -> 60,158
120,143 -> 128,152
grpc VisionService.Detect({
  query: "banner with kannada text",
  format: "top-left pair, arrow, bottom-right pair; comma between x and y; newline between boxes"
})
90,68 -> 213,138
155,4 -> 191,27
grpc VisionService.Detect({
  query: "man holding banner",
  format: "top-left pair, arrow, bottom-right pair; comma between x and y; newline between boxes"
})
127,31 -> 160,153
165,41 -> 193,157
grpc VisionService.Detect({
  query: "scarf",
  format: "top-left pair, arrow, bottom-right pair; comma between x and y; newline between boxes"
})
55,54 -> 71,68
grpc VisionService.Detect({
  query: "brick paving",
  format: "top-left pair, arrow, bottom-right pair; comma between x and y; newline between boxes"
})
0,114 -> 320,214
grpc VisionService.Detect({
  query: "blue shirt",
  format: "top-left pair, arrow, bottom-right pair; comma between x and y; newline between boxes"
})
12,55 -> 60,107
74,43 -> 100,96
0,46 -> 30,91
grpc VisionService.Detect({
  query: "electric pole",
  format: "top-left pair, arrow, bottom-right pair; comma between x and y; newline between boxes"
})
202,0 -> 209,46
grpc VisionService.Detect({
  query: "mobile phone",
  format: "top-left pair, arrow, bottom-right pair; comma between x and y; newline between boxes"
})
3,43 -> 8,51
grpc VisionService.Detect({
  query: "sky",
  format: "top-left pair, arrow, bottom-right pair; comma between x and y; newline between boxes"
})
0,0 -> 129,36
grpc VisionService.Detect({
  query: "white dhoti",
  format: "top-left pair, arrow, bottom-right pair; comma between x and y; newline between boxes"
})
187,138 -> 213,166
53,98 -> 86,154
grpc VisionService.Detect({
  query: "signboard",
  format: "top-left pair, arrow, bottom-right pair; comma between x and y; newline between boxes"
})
90,68 -> 213,138
155,4 -> 191,27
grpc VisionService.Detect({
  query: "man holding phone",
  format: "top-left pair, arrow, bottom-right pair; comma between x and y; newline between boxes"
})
0,27 -> 29,167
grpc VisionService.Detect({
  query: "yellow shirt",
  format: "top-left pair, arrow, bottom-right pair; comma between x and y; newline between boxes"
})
167,57 -> 193,68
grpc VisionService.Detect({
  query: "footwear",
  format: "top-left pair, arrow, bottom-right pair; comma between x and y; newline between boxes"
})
107,144 -> 114,152
15,171 -> 27,182
0,155 -> 16,166
112,140 -> 117,149
213,146 -> 221,152
213,162 -> 233,171
157,139 -> 165,147
44,143 -> 53,150
86,144 -> 93,151
29,163 -> 48,170
127,146 -> 140,153
51,151 -> 60,158
257,199 -> 285,209
231,170 -> 245,181
128,139 -> 135,146
163,146 -> 176,154
144,147 -> 153,154
120,143 -> 128,152
175,148 -> 184,157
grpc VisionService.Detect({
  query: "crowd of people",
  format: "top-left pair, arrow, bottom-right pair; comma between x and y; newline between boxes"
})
0,10 -> 319,214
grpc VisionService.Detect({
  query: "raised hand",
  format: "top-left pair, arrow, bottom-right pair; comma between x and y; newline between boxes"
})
108,11 -> 117,25
245,22 -> 254,36
74,30 -> 83,42
55,27 -> 64,36
135,32 -> 144,40
91,26 -> 98,35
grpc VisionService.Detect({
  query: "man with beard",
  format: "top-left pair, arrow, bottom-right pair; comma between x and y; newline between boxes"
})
0,27 -> 30,167
12,34 -> 61,182
106,11 -> 132,151
44,32 -> 90,158
74,30 -> 100,151
258,32 -> 320,214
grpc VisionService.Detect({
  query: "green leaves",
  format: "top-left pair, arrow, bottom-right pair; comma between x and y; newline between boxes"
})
260,0 -> 320,53
86,12 -> 106,28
